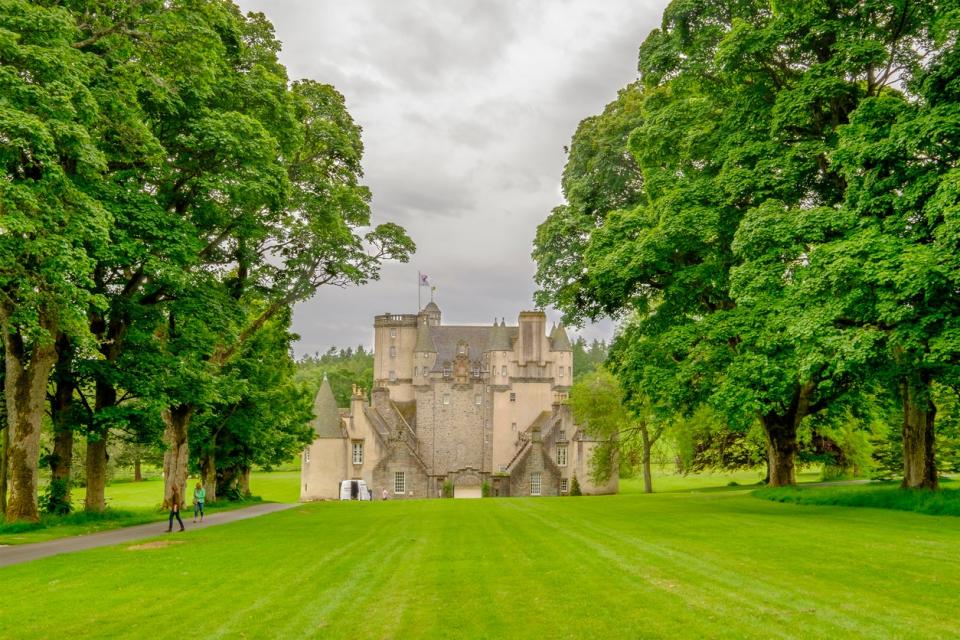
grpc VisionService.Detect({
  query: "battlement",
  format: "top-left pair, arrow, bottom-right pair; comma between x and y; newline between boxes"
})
374,313 -> 419,327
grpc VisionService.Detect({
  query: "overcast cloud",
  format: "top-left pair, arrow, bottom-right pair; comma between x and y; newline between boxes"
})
235,0 -> 669,357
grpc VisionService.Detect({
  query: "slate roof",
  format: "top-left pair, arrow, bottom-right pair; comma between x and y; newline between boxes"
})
549,323 -> 572,351
414,318 -> 437,353
486,320 -> 513,352
312,376 -> 343,438
428,325 -> 518,368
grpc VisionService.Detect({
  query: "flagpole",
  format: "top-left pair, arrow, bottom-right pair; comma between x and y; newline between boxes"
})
417,270 -> 421,311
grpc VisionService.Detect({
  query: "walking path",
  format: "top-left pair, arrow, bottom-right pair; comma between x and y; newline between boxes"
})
0,502 -> 297,568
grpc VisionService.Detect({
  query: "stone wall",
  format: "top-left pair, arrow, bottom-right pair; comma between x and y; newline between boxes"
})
508,437 -> 562,497
416,380 -> 488,475
372,438 -> 429,500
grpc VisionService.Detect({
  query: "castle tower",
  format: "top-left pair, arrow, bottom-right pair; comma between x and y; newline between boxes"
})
413,313 -> 437,385
549,322 -> 573,388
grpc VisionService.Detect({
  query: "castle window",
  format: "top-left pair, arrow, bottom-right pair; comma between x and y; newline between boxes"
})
530,472 -> 541,496
443,367 -> 451,378
414,366 -> 419,377
458,344 -> 466,355
557,445 -> 567,467
390,328 -> 396,338
394,471 -> 406,494
501,365 -> 507,377
559,367 -> 564,379
511,422 -> 517,431
389,346 -> 396,358
389,370 -> 397,382
509,392 -> 516,402
558,430 -> 566,441
561,478 -> 568,493
474,394 -> 481,406
352,441 -> 364,465
442,394 -> 450,405
568,366 -> 572,379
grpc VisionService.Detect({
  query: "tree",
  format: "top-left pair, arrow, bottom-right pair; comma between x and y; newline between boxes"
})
570,369 -> 664,493
295,345 -> 374,406
533,0 -> 941,487
1,1 -> 112,521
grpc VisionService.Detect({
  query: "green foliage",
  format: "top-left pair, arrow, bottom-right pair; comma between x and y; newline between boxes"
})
570,337 -> 607,382
442,481 -> 454,498
569,475 -> 582,496
481,481 -> 490,498
40,479 -> 73,516
533,0 -> 958,487
295,346 -> 374,407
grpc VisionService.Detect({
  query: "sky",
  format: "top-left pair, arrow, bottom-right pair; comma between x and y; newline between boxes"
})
235,0 -> 669,357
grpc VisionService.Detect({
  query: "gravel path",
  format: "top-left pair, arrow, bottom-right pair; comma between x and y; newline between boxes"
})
0,502 -> 298,568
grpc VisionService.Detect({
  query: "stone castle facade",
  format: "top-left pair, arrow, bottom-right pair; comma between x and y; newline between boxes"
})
300,302 -> 618,499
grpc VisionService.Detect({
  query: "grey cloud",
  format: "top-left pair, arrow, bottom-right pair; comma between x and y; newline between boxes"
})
235,0 -> 668,355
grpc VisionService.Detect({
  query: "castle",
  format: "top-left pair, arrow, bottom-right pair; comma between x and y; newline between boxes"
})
300,302 -> 618,499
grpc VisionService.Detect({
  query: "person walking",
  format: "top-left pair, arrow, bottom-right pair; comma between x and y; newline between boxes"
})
193,482 -> 206,523
166,486 -> 185,532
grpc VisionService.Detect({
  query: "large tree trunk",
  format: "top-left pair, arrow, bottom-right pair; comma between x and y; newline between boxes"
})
239,466 -> 251,497
900,379 -> 938,490
763,418 -> 798,487
85,379 -> 116,512
640,423 -> 653,494
162,404 -> 193,509
134,456 -> 142,482
759,382 -> 815,488
50,343 -> 75,506
201,446 -> 217,503
0,425 -> 7,515
3,325 -> 59,522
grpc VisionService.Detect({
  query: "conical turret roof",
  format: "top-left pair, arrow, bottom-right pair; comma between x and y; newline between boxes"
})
312,376 -> 342,438
414,317 -> 437,353
486,319 -> 513,352
549,323 -> 572,351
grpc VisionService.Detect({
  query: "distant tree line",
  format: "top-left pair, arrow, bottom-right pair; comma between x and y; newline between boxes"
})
0,1 -> 413,522
540,1 -> 960,490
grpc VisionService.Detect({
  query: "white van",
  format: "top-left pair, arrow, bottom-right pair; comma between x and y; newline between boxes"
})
339,479 -> 372,501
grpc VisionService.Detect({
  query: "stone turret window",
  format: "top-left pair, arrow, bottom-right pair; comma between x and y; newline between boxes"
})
509,392 -> 516,402
352,441 -> 364,465
474,394 -> 481,406
530,472 -> 541,496
394,471 -> 406,494
304,449 -> 310,463
442,394 -> 450,405
389,346 -> 396,358
557,445 -> 567,467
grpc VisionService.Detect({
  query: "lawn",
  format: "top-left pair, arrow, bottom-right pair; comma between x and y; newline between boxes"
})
0,471 -> 300,545
2,486 -> 958,638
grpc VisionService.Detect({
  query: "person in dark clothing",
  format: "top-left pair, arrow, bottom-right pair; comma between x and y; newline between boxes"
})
166,486 -> 185,532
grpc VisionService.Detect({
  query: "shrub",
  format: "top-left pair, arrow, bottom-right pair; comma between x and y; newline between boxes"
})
570,475 -> 582,496
41,478 -> 73,516
442,481 -> 454,498
481,481 -> 490,497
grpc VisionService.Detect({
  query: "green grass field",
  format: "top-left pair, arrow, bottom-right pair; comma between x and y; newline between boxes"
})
2,471 -> 959,639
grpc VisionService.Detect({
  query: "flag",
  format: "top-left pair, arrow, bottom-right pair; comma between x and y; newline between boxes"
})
419,273 -> 430,287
